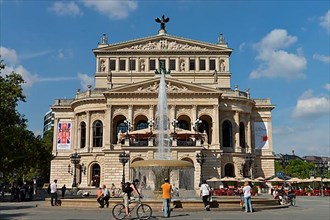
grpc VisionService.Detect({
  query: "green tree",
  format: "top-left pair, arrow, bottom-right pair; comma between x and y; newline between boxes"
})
0,59 -> 52,184
275,158 -> 315,179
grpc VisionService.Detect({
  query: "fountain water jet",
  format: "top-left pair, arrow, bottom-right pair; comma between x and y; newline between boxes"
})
131,69 -> 194,194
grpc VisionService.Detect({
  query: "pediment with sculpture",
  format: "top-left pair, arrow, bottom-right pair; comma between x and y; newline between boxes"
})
105,78 -> 221,95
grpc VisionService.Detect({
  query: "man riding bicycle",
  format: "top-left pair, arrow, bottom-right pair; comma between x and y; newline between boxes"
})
122,179 -> 142,217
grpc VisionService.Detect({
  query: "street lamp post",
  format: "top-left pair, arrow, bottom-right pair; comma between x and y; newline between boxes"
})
124,119 -> 131,135
245,153 -> 255,179
68,152 -> 81,188
315,161 -> 329,197
119,151 -> 130,188
196,152 -> 206,186
193,119 -> 202,132
171,119 -> 178,133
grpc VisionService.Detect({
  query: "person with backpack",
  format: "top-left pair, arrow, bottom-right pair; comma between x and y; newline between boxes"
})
122,179 -> 141,217
200,180 -> 211,211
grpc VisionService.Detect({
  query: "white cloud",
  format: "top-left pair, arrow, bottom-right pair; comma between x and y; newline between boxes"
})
325,83 -> 330,91
0,46 -> 19,64
49,1 -> 82,17
82,0 -> 138,20
320,10 -> 330,33
77,72 -> 94,90
273,123 -> 329,156
1,46 -> 77,88
292,90 -> 330,119
313,53 -> 330,63
249,29 -> 307,79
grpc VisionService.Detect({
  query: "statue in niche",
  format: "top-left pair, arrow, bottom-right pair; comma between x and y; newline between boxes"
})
220,59 -> 226,72
180,60 -> 185,71
100,59 -> 106,72
140,60 -> 145,72
213,70 -> 218,83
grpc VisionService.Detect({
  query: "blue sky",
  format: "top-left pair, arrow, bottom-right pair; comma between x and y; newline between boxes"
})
0,1 -> 329,157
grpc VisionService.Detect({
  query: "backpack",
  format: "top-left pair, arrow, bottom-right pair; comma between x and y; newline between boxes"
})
123,182 -> 133,194
47,184 -> 51,194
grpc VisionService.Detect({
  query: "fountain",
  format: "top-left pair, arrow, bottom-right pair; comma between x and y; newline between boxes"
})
130,66 -> 194,195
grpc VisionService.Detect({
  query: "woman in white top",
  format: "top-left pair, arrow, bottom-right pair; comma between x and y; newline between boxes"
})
243,181 -> 253,212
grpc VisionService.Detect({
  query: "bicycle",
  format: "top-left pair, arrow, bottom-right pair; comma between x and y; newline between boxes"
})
112,196 -> 152,220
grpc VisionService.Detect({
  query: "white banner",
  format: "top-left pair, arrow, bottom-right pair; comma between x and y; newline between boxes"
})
254,122 -> 269,149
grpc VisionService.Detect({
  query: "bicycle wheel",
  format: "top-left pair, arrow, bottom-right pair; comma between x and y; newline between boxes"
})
136,204 -> 152,220
112,203 -> 126,220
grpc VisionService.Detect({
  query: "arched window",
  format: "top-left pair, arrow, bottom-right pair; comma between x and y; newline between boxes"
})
239,122 -> 246,148
224,163 -> 235,177
91,164 -> 101,187
136,120 -> 148,130
222,120 -> 233,148
93,120 -> 103,147
117,121 -> 127,134
80,122 -> 86,148
178,120 -> 189,130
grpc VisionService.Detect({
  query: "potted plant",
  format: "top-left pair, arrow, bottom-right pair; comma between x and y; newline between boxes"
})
227,181 -> 236,188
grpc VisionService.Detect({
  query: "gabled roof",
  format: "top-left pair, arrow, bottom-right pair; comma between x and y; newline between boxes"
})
103,76 -> 222,96
93,34 -> 232,54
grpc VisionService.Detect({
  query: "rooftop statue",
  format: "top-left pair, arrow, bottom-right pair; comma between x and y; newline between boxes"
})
155,15 -> 170,31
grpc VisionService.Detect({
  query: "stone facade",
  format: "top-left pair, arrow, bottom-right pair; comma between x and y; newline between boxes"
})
50,28 -> 275,189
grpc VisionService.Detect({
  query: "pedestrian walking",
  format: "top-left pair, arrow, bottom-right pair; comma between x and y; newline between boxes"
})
161,177 -> 172,218
200,180 -> 211,211
50,179 -> 58,206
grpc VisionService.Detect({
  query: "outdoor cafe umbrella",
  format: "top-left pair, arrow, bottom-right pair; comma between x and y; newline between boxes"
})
267,177 -> 285,182
220,176 -> 238,182
287,177 -> 302,183
207,177 -> 222,189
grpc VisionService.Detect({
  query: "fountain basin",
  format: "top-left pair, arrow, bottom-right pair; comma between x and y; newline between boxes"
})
131,160 -> 194,168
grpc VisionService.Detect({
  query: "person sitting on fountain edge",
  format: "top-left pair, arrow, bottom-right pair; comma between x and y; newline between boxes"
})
122,179 -> 142,217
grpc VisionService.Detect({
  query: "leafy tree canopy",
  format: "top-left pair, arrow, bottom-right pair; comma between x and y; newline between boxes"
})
0,59 -> 52,185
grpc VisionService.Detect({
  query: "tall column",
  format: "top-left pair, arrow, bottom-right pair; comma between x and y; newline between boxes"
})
192,105 -> 197,128
246,116 -> 251,152
128,105 -> 133,128
115,58 -> 119,72
75,114 -> 80,150
216,57 -> 220,71
53,118 -> 59,154
104,105 -> 111,149
86,111 -> 91,152
195,57 -> 200,71
212,104 -> 220,146
206,57 -> 210,71
234,111 -> 240,152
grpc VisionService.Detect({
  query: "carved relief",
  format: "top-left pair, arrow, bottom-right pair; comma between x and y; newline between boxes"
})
91,112 -> 105,122
112,108 -> 127,118
119,39 -> 208,51
136,82 -> 189,93
198,107 -> 213,115
133,108 -> 149,118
